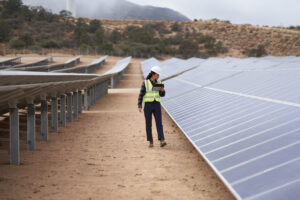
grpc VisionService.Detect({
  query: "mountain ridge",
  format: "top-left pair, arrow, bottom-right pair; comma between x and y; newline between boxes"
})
22,0 -> 190,21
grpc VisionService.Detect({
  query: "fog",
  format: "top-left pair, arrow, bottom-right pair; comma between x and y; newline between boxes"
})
22,0 -> 300,26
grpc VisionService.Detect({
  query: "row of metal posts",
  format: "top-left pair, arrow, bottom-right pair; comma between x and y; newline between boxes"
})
9,81 -> 109,165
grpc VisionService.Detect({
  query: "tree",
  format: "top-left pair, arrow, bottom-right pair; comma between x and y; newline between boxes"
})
88,19 -> 102,33
0,20 -> 11,42
124,25 -> 156,45
110,29 -> 122,44
94,28 -> 105,45
59,10 -> 72,19
3,0 -> 23,13
101,41 -> 114,52
73,18 -> 90,46
19,33 -> 34,47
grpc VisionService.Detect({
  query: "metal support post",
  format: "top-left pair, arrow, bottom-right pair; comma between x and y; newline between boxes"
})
84,89 -> 88,110
60,95 -> 66,128
10,107 -> 19,165
41,100 -> 48,141
78,90 -> 82,114
73,91 -> 78,119
67,93 -> 72,122
90,87 -> 94,106
95,84 -> 99,103
93,85 -> 96,104
51,97 -> 58,133
111,77 -> 114,88
27,104 -> 35,150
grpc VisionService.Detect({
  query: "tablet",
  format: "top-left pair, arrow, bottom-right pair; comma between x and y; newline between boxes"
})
153,83 -> 164,91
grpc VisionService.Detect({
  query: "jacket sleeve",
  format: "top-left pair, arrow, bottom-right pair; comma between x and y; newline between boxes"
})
138,81 -> 146,108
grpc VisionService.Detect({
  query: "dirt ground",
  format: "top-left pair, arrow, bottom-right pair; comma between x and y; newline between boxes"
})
0,56 -> 234,200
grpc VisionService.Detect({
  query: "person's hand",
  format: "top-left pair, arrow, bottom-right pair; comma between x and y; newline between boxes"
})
139,108 -> 142,113
160,87 -> 165,92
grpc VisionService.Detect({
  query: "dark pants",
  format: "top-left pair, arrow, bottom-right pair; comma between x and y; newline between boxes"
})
144,101 -> 165,142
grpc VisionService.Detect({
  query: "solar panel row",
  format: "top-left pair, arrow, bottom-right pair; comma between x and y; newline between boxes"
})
141,56 -> 300,200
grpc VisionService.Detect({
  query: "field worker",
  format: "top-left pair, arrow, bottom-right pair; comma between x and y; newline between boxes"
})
138,66 -> 167,148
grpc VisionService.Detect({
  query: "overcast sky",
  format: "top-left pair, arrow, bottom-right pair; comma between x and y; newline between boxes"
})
22,0 -> 300,27
128,0 -> 300,27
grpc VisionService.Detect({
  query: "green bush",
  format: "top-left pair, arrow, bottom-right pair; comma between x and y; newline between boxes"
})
100,41 -> 114,52
3,0 -> 22,13
171,22 -> 182,32
110,29 -> 122,44
73,19 -> 90,46
19,33 -> 34,47
124,25 -> 157,45
88,19 -> 102,33
243,45 -> 267,57
179,39 -> 199,57
151,22 -> 171,35
41,40 -> 59,48
94,28 -> 105,45
198,34 -> 216,44
9,39 -> 25,49
163,33 -> 184,45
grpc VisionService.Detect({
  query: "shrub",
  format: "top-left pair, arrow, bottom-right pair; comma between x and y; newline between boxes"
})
163,33 -> 184,45
124,25 -> 156,45
9,39 -> 25,49
3,0 -> 22,13
88,19 -> 102,33
151,22 -> 170,34
59,10 -> 72,19
41,40 -> 59,48
99,41 -> 114,52
19,33 -> 34,47
73,19 -> 90,46
94,28 -> 105,45
198,34 -> 216,44
110,29 -> 122,44
243,44 -> 267,57
179,39 -> 199,56
171,22 -> 182,32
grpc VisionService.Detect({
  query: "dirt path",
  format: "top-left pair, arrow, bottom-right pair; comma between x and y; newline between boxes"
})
0,57 -> 234,200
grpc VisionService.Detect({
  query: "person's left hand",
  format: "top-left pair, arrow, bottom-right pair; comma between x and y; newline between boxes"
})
160,87 -> 165,92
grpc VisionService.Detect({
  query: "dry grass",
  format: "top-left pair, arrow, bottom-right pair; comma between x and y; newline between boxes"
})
98,19 -> 300,57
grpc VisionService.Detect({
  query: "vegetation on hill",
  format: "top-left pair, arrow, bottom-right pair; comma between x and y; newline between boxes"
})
0,0 -> 227,58
0,0 -> 300,58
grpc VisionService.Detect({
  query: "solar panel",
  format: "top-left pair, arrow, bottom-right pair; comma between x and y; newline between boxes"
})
146,56 -> 300,200
141,57 -> 205,80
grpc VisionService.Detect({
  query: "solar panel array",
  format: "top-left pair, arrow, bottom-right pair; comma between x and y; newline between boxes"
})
141,56 -> 300,200
140,57 -> 205,80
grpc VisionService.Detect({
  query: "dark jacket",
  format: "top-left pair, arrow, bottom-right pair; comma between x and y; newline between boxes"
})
138,79 -> 166,108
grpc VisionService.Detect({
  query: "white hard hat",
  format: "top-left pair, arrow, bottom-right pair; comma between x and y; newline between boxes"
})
151,66 -> 161,75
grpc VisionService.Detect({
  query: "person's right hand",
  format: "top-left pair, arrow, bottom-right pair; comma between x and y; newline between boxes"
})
139,108 -> 142,113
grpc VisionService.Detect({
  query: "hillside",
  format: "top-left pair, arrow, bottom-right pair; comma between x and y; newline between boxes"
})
100,19 -> 300,57
0,0 -> 300,58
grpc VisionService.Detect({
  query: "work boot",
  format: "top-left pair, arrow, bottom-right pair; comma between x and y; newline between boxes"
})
160,140 -> 167,147
149,142 -> 154,148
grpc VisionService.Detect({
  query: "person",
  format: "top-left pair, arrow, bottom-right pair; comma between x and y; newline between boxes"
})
138,66 -> 167,148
